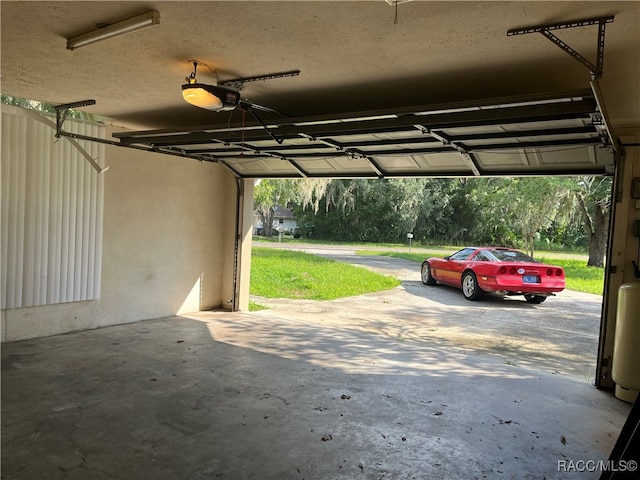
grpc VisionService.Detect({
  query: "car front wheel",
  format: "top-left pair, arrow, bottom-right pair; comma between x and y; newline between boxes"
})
524,294 -> 547,304
461,271 -> 484,301
421,262 -> 437,285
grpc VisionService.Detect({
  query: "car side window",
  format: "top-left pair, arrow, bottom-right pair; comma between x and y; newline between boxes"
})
450,248 -> 476,261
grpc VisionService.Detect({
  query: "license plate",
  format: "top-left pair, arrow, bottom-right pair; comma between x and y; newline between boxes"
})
523,275 -> 540,283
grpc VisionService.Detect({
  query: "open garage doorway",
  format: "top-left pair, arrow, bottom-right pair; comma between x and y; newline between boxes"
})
248,174 -> 613,385
112,89 -> 627,395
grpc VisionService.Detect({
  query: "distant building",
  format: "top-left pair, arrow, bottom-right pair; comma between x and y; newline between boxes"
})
254,206 -> 298,235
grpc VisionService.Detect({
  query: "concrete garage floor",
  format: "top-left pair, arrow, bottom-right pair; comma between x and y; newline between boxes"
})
1,314 -> 631,479
1,254 -> 632,479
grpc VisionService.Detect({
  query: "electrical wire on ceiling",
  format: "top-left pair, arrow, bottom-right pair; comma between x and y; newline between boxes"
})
186,59 -> 218,82
387,0 -> 413,24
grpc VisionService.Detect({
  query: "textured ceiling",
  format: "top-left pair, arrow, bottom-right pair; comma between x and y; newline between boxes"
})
1,1 -> 639,132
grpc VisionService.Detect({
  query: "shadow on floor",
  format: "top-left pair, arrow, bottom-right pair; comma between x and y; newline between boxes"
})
1,312 -> 630,480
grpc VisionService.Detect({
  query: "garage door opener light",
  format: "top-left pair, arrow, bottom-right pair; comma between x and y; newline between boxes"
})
181,62 -> 240,112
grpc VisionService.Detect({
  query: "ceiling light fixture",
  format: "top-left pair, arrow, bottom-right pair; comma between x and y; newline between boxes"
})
66,11 -> 160,50
181,62 -> 240,111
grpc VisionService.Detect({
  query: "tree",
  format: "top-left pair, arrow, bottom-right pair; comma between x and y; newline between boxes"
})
296,179 -> 330,213
464,177 -> 569,257
263,175 -> 611,267
410,179 -> 458,243
253,180 -> 297,237
567,176 -> 612,267
254,178 -> 329,237
296,179 -> 437,243
507,178 -> 569,257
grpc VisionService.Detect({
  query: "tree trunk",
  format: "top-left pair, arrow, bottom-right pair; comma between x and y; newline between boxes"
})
587,205 -> 609,267
259,208 -> 275,238
526,232 -> 535,258
576,192 -> 609,268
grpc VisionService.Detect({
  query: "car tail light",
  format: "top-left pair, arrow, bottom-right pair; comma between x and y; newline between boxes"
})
510,267 -> 517,274
547,269 -> 553,276
499,266 -> 507,274
555,269 -> 563,277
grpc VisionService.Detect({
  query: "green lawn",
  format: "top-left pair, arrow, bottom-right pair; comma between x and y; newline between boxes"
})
538,257 -> 605,295
250,247 -> 401,301
249,246 -> 603,312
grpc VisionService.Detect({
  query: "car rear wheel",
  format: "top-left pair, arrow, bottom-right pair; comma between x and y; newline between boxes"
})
524,294 -> 547,304
421,262 -> 437,285
461,271 -> 484,301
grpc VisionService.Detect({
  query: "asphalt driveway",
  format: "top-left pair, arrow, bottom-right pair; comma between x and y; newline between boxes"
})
252,244 -> 603,382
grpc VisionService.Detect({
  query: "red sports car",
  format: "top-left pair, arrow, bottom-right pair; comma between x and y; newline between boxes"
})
421,247 -> 565,303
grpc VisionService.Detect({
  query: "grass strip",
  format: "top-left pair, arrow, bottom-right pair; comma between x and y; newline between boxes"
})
250,247 -> 401,300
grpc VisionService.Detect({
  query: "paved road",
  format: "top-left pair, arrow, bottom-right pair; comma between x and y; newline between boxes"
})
251,244 -> 603,382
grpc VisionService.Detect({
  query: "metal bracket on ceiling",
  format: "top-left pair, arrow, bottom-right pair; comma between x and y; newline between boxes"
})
507,16 -> 622,173
507,16 -> 614,79
54,99 -> 96,137
52,99 -> 233,174
52,99 -> 112,174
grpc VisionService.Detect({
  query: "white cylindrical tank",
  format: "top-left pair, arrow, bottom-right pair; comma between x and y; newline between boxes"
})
612,282 -> 640,402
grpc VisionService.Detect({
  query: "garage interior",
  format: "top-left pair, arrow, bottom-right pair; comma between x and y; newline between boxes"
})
2,1 -> 640,478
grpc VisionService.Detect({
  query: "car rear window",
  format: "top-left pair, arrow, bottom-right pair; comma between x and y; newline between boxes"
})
485,249 -> 539,263
473,251 -> 493,262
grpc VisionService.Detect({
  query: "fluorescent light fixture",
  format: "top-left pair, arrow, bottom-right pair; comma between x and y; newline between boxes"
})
66,11 -> 160,50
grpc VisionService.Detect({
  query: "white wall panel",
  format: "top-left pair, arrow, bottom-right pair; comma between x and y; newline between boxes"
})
1,105 -> 104,309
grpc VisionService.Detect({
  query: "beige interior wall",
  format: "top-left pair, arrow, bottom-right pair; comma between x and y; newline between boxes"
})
2,125 -> 238,342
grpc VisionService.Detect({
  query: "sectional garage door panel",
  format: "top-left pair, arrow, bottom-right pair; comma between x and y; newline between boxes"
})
376,153 -> 471,174
475,145 -> 611,174
113,90 -> 615,178
223,157 -> 301,177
